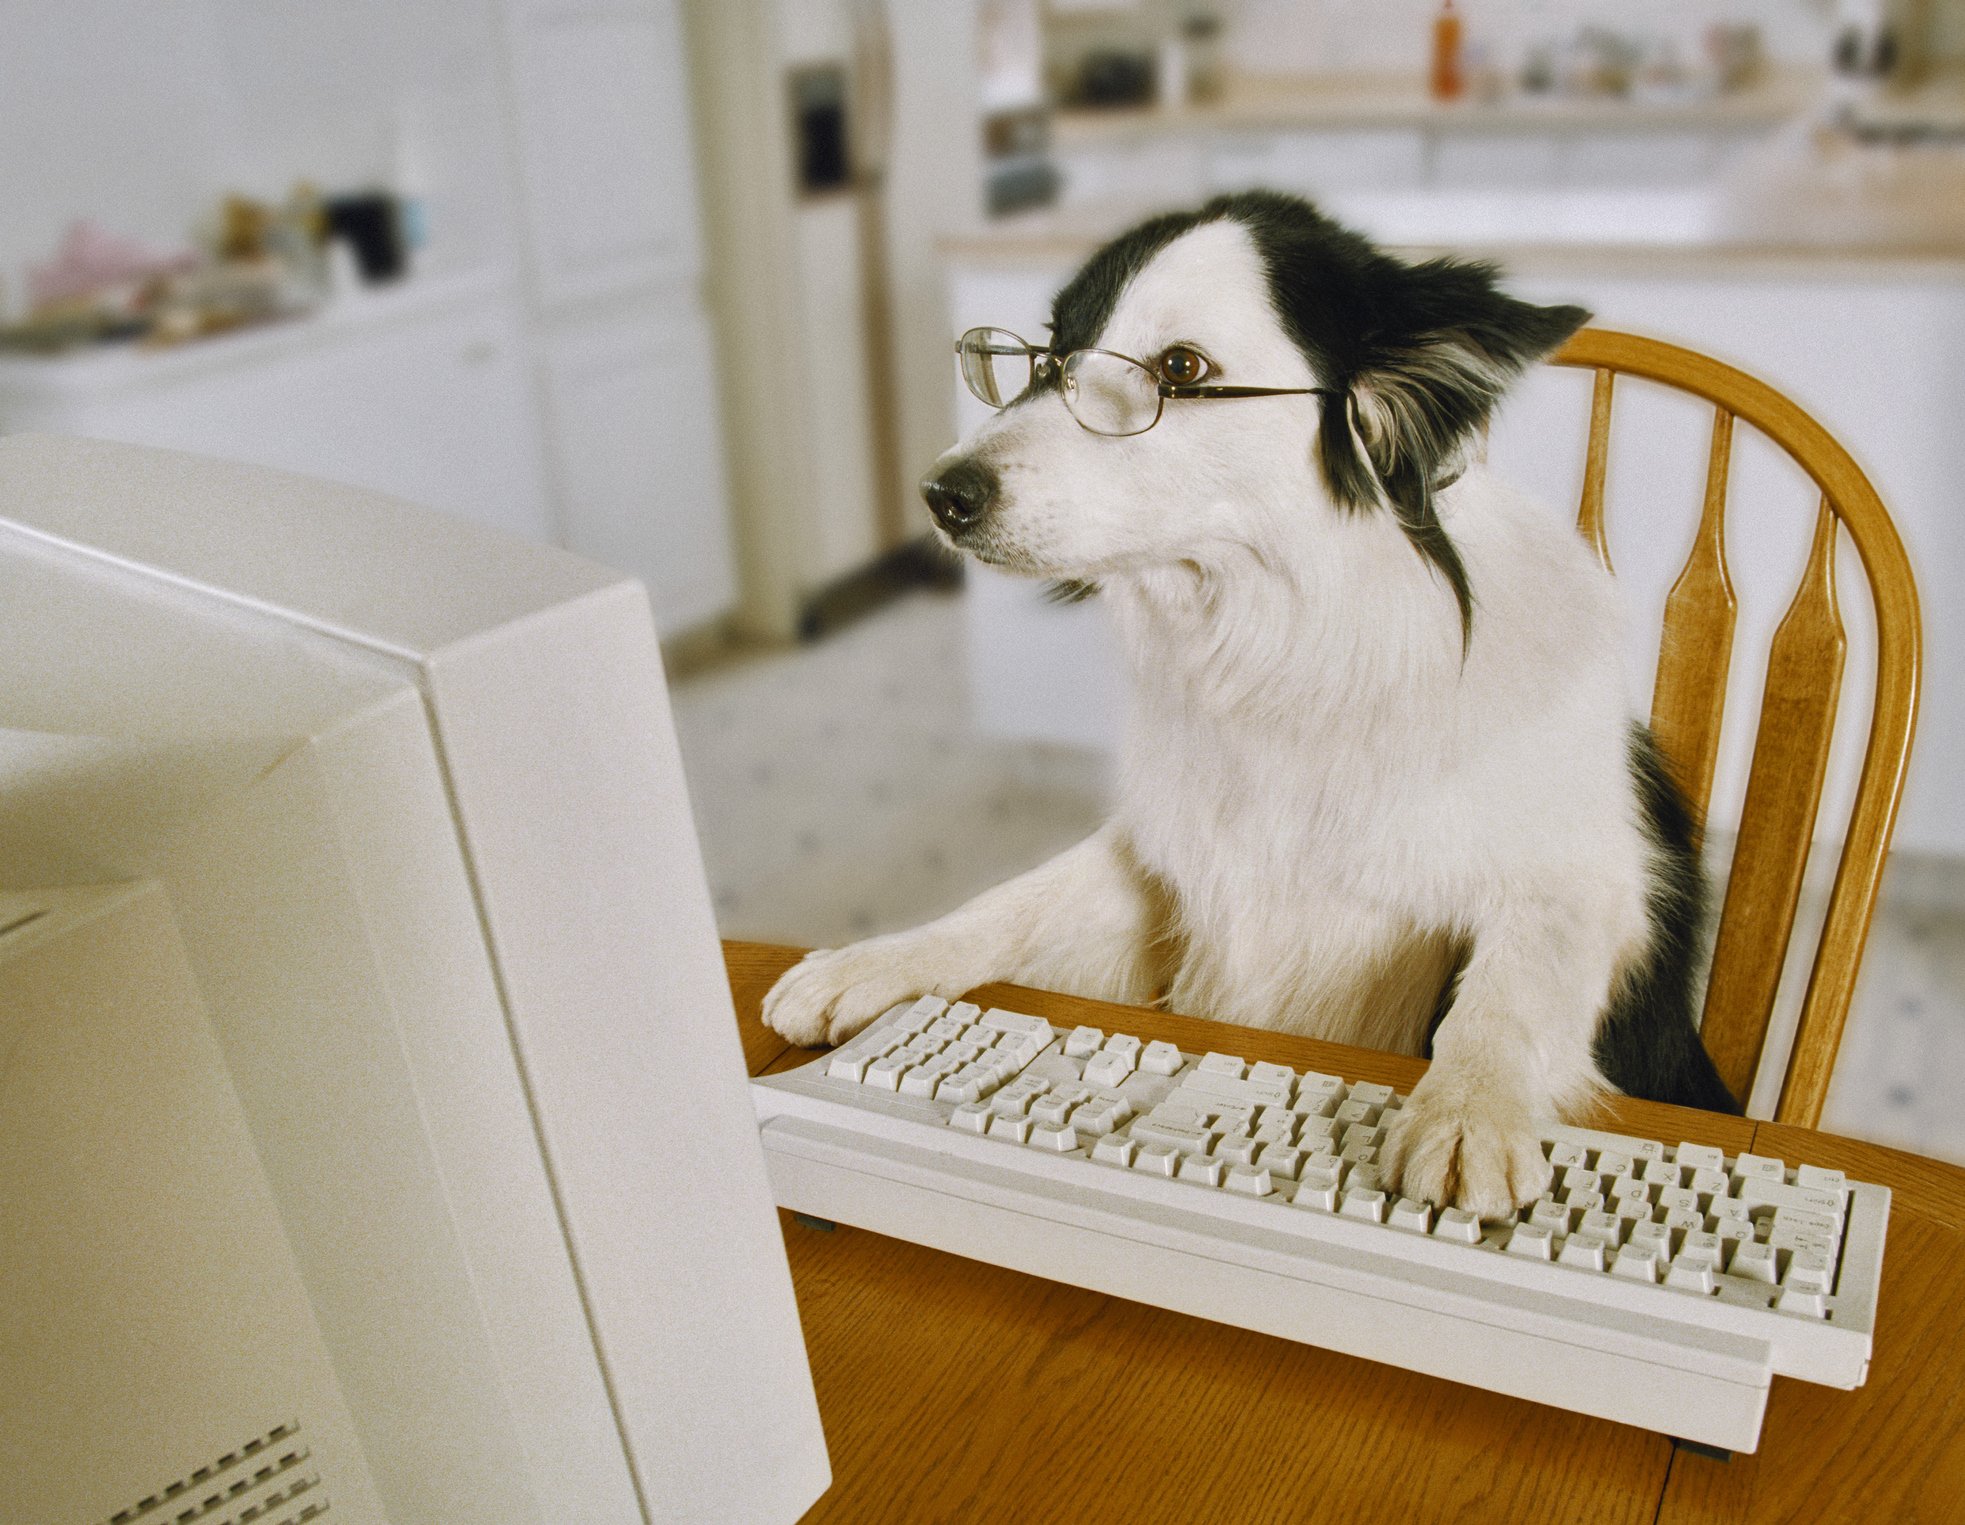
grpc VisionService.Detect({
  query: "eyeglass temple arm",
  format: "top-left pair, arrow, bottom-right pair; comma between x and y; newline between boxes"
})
1160,384 -> 1342,400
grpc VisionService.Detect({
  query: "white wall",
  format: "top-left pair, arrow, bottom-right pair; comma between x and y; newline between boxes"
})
0,0 -> 517,308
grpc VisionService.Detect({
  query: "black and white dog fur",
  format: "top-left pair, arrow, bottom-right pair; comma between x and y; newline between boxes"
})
763,191 -> 1738,1220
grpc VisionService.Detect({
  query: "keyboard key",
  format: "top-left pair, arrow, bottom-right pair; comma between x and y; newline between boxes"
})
1559,1237 -> 1607,1272
1226,1166 -> 1274,1197
827,1052 -> 873,1082
1784,1250 -> 1834,1294
1731,1153 -> 1786,1185
1092,1136 -> 1137,1168
1548,1141 -> 1590,1170
1132,1121 -> 1212,1155
1340,1187 -> 1388,1224
1432,1207 -> 1482,1243
1610,1248 -> 1658,1282
1082,1051 -> 1133,1088
979,1007 -> 1050,1039
988,1114 -> 1032,1145
946,1001 -> 982,1024
1179,1154 -> 1227,1187
1102,1031 -> 1142,1061
1031,1123 -> 1081,1153
897,997 -> 947,1032
1674,1142 -> 1726,1173
1214,1135 -> 1261,1166
949,1102 -> 993,1134
1665,1258 -> 1715,1294
1544,1124 -> 1665,1164
1140,1040 -> 1183,1075
1257,1143 -> 1305,1180
1073,1101 -> 1128,1138
1796,1164 -> 1847,1193
865,1054 -> 912,1090
1349,1082 -> 1394,1108
900,1061 -> 956,1096
1530,1199 -> 1574,1235
1180,1070 -> 1293,1108
1133,1144 -> 1180,1177
1776,1288 -> 1828,1319
1388,1197 -> 1433,1233
1736,1176 -> 1843,1221
1729,1241 -> 1778,1283
1199,1051 -> 1246,1078
1064,1025 -> 1104,1058
1295,1074 -> 1345,1114
1506,1223 -> 1555,1259
1293,1170 -> 1341,1211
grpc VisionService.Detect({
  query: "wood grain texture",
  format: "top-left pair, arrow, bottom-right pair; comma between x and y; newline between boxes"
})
1657,1209 -> 1965,1524
783,1210 -> 1672,1525
1699,501 -> 1846,1107
1551,330 -> 1921,1120
1649,406 -> 1738,829
1576,366 -> 1617,571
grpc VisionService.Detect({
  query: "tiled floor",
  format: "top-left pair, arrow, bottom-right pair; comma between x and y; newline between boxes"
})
671,586 -> 1965,1165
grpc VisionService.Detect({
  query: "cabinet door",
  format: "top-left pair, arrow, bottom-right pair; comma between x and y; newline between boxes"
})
503,0 -> 703,308
4,299 -> 554,544
541,305 -> 736,634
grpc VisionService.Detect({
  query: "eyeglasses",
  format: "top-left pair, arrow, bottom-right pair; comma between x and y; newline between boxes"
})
956,326 -> 1337,438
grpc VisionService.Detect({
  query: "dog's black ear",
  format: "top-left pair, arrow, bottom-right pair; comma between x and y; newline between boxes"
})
1342,261 -> 1588,502
1317,260 -> 1588,641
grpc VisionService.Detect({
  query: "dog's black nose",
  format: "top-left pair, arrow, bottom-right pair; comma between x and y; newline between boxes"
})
920,457 -> 998,535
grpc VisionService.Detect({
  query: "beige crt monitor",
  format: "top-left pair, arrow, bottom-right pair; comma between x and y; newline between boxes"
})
0,435 -> 830,1525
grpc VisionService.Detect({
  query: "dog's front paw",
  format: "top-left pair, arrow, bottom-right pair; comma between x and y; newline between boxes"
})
1379,1078 -> 1552,1222
761,935 -> 965,1048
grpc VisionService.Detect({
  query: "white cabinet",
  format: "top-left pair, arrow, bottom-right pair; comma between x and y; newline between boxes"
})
500,0 -> 739,636
503,0 -> 705,310
540,301 -> 736,633
0,274 -> 554,545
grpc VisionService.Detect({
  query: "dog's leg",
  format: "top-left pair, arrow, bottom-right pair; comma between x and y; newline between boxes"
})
1379,894 -> 1626,1219
762,824 -> 1165,1046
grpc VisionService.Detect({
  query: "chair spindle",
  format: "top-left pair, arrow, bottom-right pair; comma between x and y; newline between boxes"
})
1576,368 -> 1615,571
1699,499 -> 1846,1105
1650,407 -> 1739,830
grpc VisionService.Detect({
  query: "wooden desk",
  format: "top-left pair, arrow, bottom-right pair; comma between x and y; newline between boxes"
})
726,942 -> 1965,1524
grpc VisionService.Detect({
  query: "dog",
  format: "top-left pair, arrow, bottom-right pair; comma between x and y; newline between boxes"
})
762,190 -> 1739,1220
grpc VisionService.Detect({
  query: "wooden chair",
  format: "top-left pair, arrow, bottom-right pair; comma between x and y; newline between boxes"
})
1548,328 -> 1921,1128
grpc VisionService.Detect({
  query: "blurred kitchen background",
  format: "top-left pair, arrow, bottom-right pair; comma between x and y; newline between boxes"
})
4,0 -> 1962,1155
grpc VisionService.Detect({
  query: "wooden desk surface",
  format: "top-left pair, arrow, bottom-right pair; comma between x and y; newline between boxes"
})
725,941 -> 1965,1524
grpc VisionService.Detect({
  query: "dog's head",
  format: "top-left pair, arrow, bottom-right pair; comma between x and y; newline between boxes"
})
922,191 -> 1588,636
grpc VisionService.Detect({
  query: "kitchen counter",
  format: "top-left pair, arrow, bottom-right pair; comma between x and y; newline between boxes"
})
1051,68 -> 1820,148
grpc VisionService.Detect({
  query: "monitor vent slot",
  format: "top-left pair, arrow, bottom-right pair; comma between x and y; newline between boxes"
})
101,1421 -> 329,1525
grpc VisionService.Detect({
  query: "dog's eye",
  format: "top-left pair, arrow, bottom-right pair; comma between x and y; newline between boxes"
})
1158,347 -> 1209,387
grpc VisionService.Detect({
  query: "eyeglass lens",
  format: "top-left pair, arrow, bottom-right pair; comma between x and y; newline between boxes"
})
959,329 -> 1166,437
1061,351 -> 1161,437
958,328 -> 1035,408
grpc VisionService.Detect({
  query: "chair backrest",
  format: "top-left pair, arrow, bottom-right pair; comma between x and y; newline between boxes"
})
1547,329 -> 1921,1127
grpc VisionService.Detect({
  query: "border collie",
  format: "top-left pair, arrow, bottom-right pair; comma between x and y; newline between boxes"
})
763,190 -> 1738,1219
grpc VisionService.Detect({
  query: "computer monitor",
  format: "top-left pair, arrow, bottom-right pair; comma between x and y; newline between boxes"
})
0,435 -> 829,1525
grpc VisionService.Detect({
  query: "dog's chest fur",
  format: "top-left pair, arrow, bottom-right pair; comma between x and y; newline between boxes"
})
1105,475 -> 1647,1055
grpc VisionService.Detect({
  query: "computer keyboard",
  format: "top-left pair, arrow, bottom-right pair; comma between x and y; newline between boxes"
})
751,995 -> 1890,1453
